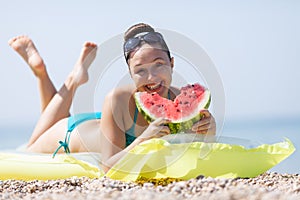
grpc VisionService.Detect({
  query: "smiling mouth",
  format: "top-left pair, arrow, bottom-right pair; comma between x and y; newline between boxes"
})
145,82 -> 163,93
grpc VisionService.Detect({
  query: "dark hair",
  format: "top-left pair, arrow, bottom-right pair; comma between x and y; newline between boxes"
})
124,23 -> 155,42
124,23 -> 171,62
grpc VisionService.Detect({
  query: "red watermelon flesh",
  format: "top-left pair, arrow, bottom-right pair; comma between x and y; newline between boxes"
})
135,83 -> 211,133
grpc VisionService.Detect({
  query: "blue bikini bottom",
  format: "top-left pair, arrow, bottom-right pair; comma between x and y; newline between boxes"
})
52,112 -> 137,157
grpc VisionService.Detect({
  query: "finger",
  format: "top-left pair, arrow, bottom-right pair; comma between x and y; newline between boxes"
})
196,129 -> 208,134
200,110 -> 211,119
150,125 -> 170,136
154,125 -> 170,135
156,129 -> 170,138
191,118 -> 211,131
198,117 -> 212,125
195,123 -> 211,131
156,132 -> 168,138
159,126 -> 171,134
152,117 -> 171,126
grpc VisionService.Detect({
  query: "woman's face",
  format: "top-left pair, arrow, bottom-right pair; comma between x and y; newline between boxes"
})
128,43 -> 174,98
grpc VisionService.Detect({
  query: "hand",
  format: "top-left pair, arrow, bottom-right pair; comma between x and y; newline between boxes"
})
138,118 -> 171,141
191,110 -> 216,135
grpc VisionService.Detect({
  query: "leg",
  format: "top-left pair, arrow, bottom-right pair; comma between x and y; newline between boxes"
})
27,118 -> 101,154
8,36 -> 57,112
27,42 -> 97,146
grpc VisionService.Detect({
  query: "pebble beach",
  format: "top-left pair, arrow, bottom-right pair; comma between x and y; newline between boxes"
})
1,172 -> 300,200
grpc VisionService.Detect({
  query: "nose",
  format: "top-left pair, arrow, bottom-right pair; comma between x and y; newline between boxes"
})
147,66 -> 157,81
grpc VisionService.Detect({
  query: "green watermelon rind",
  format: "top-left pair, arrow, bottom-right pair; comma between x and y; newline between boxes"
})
134,88 -> 211,134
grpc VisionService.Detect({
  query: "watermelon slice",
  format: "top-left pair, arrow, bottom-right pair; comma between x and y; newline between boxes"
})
134,83 -> 211,133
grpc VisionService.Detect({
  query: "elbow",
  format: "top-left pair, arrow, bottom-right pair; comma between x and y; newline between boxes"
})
102,164 -> 111,173
101,156 -> 114,173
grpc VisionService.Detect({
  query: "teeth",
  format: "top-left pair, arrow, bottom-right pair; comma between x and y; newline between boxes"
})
147,83 -> 160,90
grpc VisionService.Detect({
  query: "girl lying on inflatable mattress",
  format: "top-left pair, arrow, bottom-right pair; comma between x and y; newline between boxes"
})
9,23 -> 216,172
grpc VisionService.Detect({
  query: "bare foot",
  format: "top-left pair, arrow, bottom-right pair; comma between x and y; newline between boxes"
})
8,36 -> 46,77
70,42 -> 98,86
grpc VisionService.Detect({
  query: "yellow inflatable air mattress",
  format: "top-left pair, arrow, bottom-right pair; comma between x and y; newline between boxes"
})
0,153 -> 103,181
0,135 -> 295,182
107,136 -> 295,181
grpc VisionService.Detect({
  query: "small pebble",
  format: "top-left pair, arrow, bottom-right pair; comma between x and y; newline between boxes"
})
0,172 -> 300,199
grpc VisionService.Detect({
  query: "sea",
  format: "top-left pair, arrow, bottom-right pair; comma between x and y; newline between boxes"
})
0,117 -> 299,174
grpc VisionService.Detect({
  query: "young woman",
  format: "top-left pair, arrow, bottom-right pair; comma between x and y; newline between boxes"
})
100,23 -> 216,172
9,23 -> 216,172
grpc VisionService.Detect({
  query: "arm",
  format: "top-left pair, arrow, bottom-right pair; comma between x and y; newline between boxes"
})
100,90 -> 127,172
100,90 -> 170,173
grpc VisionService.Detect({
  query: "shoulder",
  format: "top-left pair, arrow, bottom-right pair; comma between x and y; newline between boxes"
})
103,84 -> 136,105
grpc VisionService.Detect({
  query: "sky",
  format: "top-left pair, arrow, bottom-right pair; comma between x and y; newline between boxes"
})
0,0 -> 299,128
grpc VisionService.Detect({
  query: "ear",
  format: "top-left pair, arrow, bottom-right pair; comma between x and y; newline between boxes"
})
170,57 -> 174,71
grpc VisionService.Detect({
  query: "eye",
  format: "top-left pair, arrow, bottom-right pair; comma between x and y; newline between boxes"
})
135,69 -> 145,75
155,61 -> 165,67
